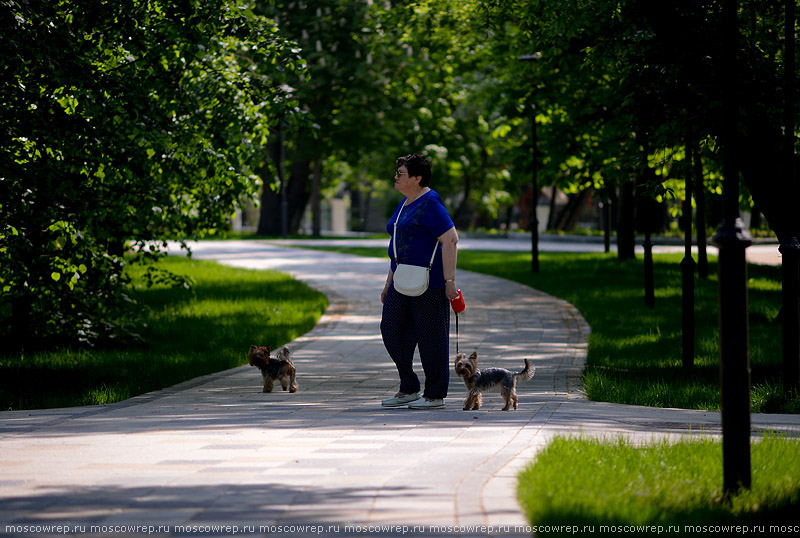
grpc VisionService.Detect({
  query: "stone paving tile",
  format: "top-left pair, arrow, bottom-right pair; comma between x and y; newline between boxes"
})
1,240 -> 798,538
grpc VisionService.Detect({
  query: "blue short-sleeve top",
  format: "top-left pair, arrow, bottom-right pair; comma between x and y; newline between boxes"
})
386,189 -> 455,290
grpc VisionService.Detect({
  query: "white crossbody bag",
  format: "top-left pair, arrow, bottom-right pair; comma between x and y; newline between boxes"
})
391,203 -> 438,297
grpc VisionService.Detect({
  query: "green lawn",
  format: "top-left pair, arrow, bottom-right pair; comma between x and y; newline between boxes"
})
0,256 -> 328,410
517,435 -> 800,535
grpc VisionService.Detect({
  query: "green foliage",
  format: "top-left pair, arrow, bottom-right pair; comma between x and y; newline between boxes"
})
2,0 -> 795,347
380,0 -> 525,224
252,0 -> 406,234
517,436 -> 800,533
0,0 -> 306,349
0,256 -> 328,410
260,1 -> 398,158
479,0 -> 798,238
256,0 -> 530,228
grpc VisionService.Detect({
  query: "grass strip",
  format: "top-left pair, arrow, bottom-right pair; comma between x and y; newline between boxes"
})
0,256 -> 328,410
516,435 -> 800,534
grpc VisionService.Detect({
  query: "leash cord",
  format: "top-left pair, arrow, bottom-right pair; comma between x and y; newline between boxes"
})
455,312 -> 459,354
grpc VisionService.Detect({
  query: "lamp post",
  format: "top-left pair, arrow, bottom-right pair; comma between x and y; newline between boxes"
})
277,84 -> 294,240
714,0 -> 751,494
279,123 -> 288,239
518,53 -> 542,272
643,229 -> 655,308
601,194 -> 611,253
782,0 -> 800,393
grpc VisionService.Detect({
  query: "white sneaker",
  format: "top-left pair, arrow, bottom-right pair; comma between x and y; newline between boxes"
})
382,392 -> 420,407
408,398 -> 445,409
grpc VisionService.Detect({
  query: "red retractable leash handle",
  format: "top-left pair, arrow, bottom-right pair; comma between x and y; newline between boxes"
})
451,289 -> 465,314
451,289 -> 465,353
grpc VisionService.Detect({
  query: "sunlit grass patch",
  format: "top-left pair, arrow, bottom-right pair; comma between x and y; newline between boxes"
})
517,435 -> 800,534
0,257 -> 328,410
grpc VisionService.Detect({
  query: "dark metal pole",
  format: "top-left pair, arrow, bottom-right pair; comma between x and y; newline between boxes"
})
602,195 -> 611,254
781,238 -> 800,392
530,105 -> 540,272
786,0 -> 796,178
783,0 -> 799,392
518,53 -> 542,273
682,141 -> 696,368
279,124 -> 288,239
714,0 -> 751,494
715,219 -> 752,494
643,230 -> 654,308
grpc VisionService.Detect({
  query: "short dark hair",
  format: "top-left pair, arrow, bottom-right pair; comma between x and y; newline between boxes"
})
396,154 -> 431,187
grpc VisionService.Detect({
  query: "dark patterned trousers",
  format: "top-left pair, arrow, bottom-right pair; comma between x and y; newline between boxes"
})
380,286 -> 450,400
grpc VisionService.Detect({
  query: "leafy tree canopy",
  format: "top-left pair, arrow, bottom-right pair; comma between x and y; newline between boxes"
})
0,0 -> 306,349
480,0 -> 799,239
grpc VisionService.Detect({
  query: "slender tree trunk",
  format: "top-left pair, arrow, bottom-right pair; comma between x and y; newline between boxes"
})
453,175 -> 473,228
554,188 -> 594,231
287,159 -> 310,233
547,185 -> 558,230
637,157 -> 659,307
9,294 -> 32,353
691,140 -> 710,278
617,180 -> 636,260
257,140 -> 281,236
312,160 -> 322,238
602,188 -> 611,253
350,189 -> 363,232
682,135 -> 696,367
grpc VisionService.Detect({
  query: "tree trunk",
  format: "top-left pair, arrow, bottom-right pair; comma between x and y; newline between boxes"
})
452,175 -> 473,229
312,161 -> 322,237
691,141 -> 710,278
287,159 -> 311,233
257,141 -> 311,236
635,164 -> 664,236
617,180 -> 636,259
547,185 -> 558,230
351,189 -> 363,232
553,187 -> 594,231
8,294 -> 32,353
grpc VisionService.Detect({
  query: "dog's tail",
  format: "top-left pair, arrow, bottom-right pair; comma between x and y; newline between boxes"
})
515,359 -> 535,381
278,346 -> 294,364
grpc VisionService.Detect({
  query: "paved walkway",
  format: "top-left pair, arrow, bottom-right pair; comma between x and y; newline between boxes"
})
1,241 -> 798,538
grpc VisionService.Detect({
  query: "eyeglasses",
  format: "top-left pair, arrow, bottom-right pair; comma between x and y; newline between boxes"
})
395,170 -> 409,178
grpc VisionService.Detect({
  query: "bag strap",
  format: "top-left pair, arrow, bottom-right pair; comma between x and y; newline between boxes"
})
392,204 -> 402,262
393,202 -> 438,268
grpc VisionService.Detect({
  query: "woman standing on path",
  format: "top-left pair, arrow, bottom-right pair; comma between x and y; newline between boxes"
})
380,154 -> 459,409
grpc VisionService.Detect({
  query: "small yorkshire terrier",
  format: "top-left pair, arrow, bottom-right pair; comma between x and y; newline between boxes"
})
454,351 -> 534,411
248,345 -> 298,393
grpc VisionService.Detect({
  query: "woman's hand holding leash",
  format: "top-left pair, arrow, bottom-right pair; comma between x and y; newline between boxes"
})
444,280 -> 459,301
